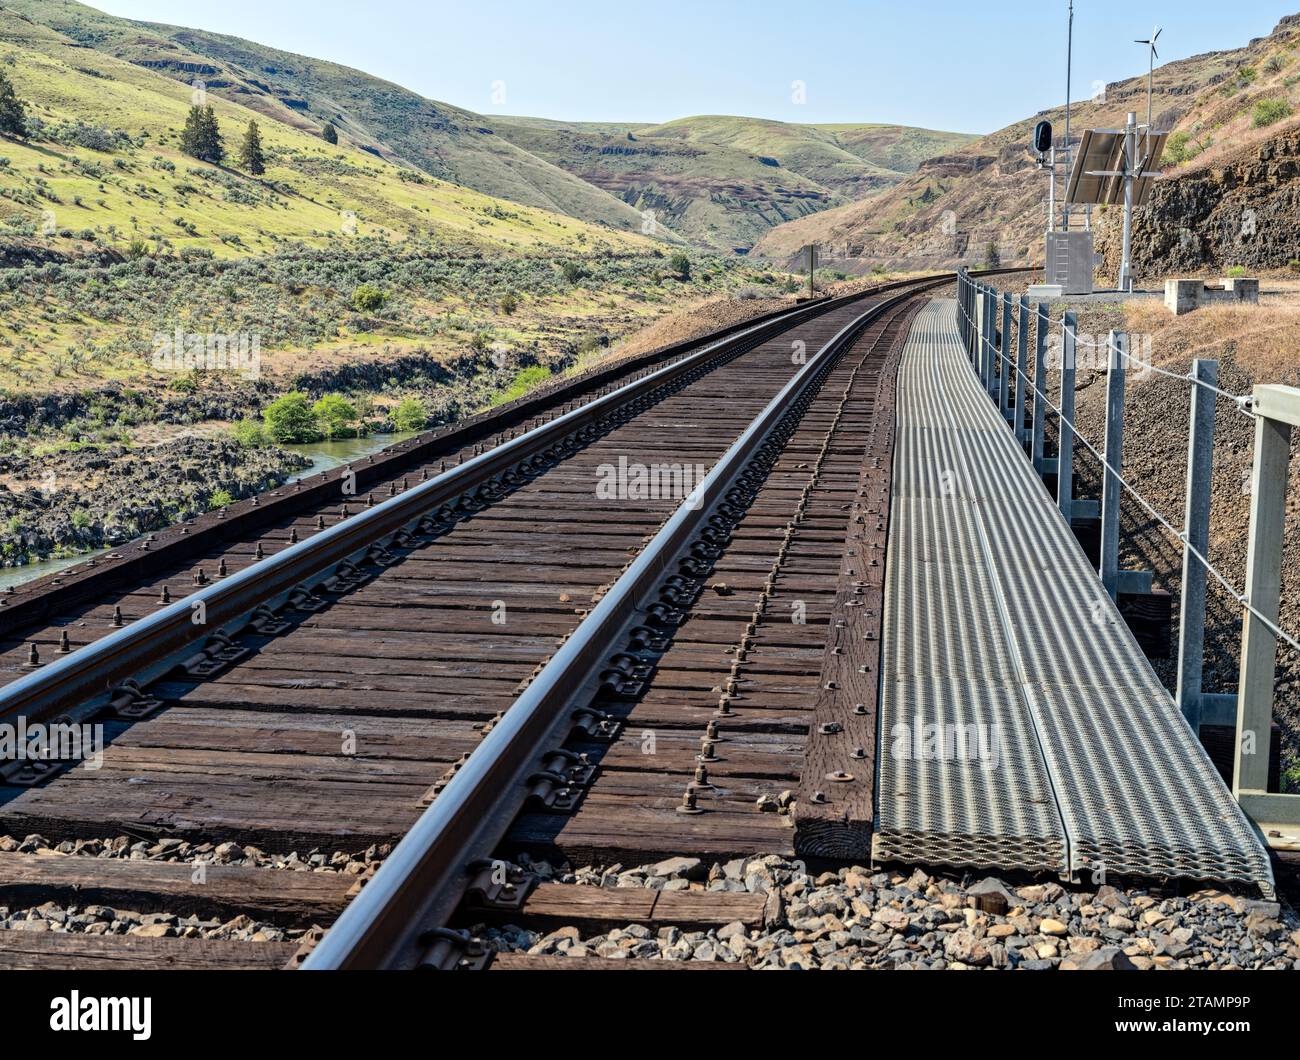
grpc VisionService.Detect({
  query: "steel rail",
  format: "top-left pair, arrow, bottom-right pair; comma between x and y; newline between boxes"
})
4,270 -> 1022,728
301,277 -> 951,970
0,279 -> 933,730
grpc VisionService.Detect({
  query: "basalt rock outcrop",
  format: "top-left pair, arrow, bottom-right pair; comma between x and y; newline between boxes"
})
1098,130 -> 1300,277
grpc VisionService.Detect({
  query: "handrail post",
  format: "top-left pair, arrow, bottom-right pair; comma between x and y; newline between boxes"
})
982,290 -> 993,403
1057,311 -> 1077,521
981,290 -> 995,392
1099,331 -> 1127,599
1032,304 -> 1049,471
1232,392 -> 1295,796
1000,293 -> 1013,415
1015,297 -> 1029,444
1176,359 -> 1219,733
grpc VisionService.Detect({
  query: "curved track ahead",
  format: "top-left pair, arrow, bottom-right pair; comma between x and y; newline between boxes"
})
0,272 -> 994,970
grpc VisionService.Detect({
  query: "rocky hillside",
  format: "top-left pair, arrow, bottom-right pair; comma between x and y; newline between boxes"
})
495,115 -> 974,252
1098,99 -> 1300,278
755,13 -> 1300,273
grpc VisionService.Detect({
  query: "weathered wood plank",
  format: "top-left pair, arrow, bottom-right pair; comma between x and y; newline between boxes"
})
0,931 -> 298,970
0,852 -> 351,923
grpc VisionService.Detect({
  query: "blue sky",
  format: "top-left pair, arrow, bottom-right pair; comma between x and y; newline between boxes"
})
97,0 -> 1299,133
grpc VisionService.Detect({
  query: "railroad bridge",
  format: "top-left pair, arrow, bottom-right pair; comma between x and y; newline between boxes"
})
0,271 -> 1295,969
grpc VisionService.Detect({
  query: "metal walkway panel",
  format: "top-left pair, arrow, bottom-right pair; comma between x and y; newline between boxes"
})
877,300 -> 1274,894
874,676 -> 1068,874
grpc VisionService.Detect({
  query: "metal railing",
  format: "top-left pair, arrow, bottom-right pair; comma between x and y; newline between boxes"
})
956,269 -> 1300,849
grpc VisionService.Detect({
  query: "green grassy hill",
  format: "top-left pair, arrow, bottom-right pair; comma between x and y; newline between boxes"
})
3,0 -> 654,235
7,1 -> 976,253
0,8 -> 650,260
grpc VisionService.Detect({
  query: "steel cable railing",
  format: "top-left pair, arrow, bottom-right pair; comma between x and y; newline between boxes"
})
955,272 -> 1300,659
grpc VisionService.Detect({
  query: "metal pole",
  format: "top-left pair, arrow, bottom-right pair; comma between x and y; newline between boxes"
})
1048,145 -> 1056,237
1032,304 -> 1049,471
982,290 -> 995,394
1057,311 -> 1077,521
1120,112 -> 1136,293
1176,359 -> 1219,733
1015,297 -> 1029,445
1099,331 -> 1128,599
1063,0 -> 1073,232
1232,410 -> 1292,796
1000,293 -> 1013,415
982,288 -> 993,400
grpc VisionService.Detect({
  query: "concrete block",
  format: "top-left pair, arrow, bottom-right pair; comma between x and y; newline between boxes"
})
1165,278 -> 1201,315
1222,277 -> 1260,303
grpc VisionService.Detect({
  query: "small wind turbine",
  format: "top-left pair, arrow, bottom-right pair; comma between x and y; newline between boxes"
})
1135,26 -> 1162,133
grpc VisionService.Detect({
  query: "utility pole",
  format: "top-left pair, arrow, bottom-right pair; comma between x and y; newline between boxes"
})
1120,111 -> 1137,292
1062,0 -> 1074,232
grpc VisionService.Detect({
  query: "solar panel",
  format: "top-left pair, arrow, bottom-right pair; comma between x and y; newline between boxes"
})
1065,128 -> 1169,206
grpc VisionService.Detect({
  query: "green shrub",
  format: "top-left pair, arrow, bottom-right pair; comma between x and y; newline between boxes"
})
208,488 -> 235,510
232,416 -> 269,448
560,261 -> 587,284
263,391 -> 319,443
1162,131 -> 1191,166
494,365 -> 552,406
312,393 -> 357,439
351,282 -> 386,312
1226,265 -> 1248,278
71,509 -> 92,529
1253,98 -> 1291,128
392,397 -> 427,432
499,291 -> 519,315
669,251 -> 691,279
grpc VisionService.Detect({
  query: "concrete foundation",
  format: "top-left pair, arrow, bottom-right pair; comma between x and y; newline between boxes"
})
1165,277 -> 1260,315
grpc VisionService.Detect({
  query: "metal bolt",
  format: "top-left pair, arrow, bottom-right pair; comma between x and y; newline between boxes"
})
112,606 -> 123,627
58,630 -> 70,653
159,586 -> 171,604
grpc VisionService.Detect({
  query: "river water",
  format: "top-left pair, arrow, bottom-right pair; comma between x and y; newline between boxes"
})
0,431 -> 419,592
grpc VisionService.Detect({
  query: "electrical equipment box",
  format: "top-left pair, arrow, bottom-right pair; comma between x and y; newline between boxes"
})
1045,230 -> 1095,295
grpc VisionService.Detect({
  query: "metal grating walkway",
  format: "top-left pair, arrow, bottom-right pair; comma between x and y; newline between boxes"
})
874,300 -> 1274,895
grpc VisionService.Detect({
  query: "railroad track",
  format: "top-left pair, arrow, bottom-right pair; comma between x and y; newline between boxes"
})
0,271 -> 1012,971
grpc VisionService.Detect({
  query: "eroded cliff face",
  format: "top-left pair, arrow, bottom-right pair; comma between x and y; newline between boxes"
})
1099,130 -> 1300,278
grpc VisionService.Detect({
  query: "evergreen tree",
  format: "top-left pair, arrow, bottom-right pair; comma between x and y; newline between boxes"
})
239,119 -> 265,175
322,122 -> 338,145
0,69 -> 28,137
201,105 -> 224,164
181,105 -> 223,163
